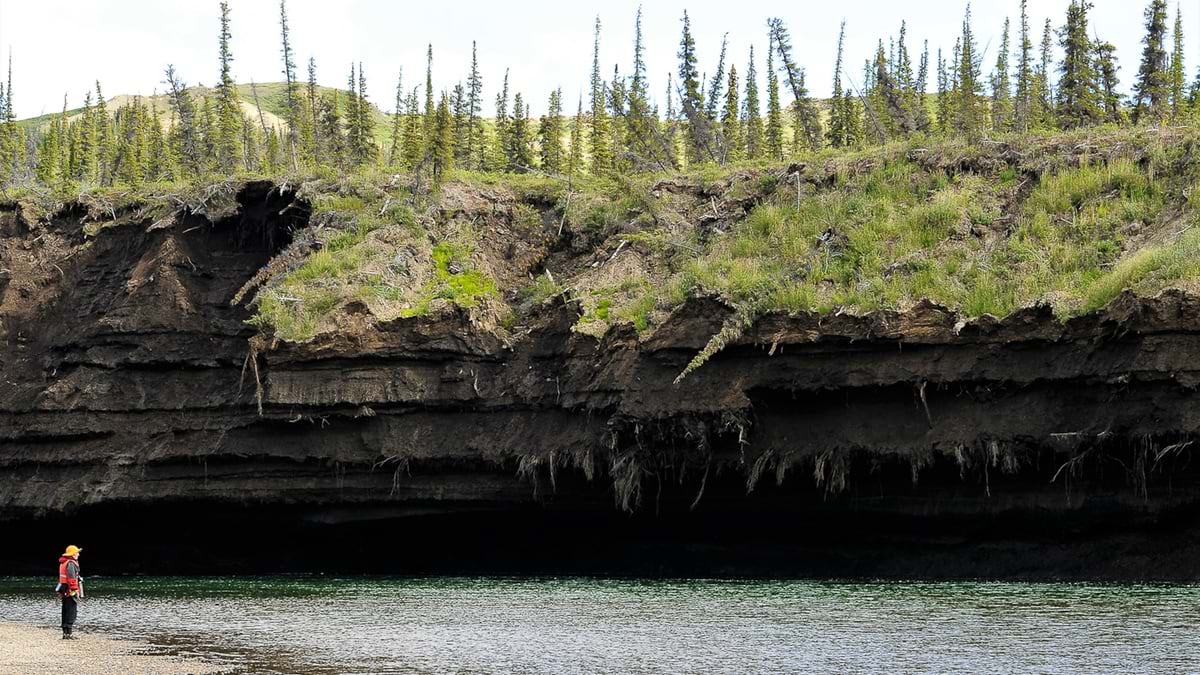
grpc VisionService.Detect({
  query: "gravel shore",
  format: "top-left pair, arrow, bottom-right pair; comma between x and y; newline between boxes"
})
0,622 -> 224,674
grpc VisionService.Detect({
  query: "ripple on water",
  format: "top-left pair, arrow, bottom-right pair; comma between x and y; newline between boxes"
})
2,577 -> 1199,674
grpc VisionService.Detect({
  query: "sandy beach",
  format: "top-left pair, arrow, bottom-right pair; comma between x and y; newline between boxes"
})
0,622 -> 224,675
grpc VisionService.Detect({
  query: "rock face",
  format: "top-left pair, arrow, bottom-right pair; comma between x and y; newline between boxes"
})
2,183 -> 1200,578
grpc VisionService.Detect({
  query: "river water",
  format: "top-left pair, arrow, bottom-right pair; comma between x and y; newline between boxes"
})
1,577 -> 1198,673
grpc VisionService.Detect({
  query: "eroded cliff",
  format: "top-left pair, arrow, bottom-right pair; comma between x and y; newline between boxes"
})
3,135 -> 1200,578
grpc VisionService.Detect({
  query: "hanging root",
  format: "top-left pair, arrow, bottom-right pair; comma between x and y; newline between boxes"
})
610,452 -> 644,512
239,337 -> 266,416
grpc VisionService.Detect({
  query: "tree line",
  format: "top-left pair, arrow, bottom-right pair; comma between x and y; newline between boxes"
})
0,0 -> 1197,191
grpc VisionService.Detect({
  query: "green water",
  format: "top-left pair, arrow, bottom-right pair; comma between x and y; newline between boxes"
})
2,577 -> 1198,674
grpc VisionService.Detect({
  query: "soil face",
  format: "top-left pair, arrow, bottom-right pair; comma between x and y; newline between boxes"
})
2,181 -> 1200,579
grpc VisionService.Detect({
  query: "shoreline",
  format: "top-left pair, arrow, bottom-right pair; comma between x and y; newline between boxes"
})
0,622 -> 225,674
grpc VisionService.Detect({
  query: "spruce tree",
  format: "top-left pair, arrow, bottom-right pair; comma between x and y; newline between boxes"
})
216,1 -> 242,173
540,87 -> 564,174
1058,0 -> 1103,128
705,35 -> 728,122
991,17 -> 1012,132
764,35 -> 784,160
954,5 -> 985,140
451,83 -> 468,162
914,41 -> 931,131
678,11 -> 707,164
1033,18 -> 1055,129
307,58 -> 321,166
94,81 -> 111,183
164,66 -> 203,177
432,91 -> 453,182
401,87 -> 422,169
422,45 -> 435,154
389,69 -> 404,166
1096,41 -> 1125,124
1133,0 -> 1169,123
349,62 -> 377,166
626,7 -> 656,168
589,17 -> 612,174
494,69 -> 511,169
936,49 -> 950,132
721,65 -> 741,163
1169,4 -> 1185,120
768,18 -> 822,151
466,41 -> 484,170
320,90 -> 347,169
509,92 -> 533,171
828,22 -> 851,148
568,96 -> 585,186
743,46 -> 764,159
1014,0 -> 1034,131
279,0 -> 300,169
663,73 -> 680,169
608,64 -> 627,170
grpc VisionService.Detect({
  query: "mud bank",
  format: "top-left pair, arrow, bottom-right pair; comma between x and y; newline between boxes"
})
2,181 -> 1199,578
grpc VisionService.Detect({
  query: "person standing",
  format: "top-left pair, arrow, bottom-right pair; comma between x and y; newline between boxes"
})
55,545 -> 83,639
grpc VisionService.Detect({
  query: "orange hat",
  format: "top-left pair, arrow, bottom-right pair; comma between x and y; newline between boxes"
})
63,545 -> 82,557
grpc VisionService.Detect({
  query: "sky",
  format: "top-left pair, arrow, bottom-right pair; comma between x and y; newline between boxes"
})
1,0 -> 1198,119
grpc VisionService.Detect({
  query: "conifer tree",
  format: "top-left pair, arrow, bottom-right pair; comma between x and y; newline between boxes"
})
1096,41 -> 1125,124
389,70 -> 404,166
1033,18 -> 1055,129
215,1 -> 242,173
568,96 -> 585,186
422,45 -> 435,153
465,41 -> 484,170
1169,4 -> 1185,120
540,87 -> 565,174
307,57 -> 321,166
320,90 -> 347,169
721,65 -> 741,163
94,81 -> 112,183
743,46 -> 764,159
769,18 -> 822,151
164,66 -> 203,178
705,34 -> 728,122
936,49 -> 950,132
508,92 -> 533,171
663,73 -> 680,169
36,96 -> 65,186
828,22 -> 852,148
279,0 -> 300,169
914,41 -> 931,131
401,87 -> 422,169
678,11 -> 708,164
432,91 -> 453,182
77,91 -> 98,183
1014,0 -> 1034,131
451,83 -> 468,162
589,17 -> 612,174
494,69 -> 511,169
1058,0 -> 1103,128
608,64 -> 627,170
991,17 -> 1012,132
346,62 -> 377,166
625,7 -> 656,168
954,5 -> 985,140
1133,0 -> 1169,123
764,35 -> 784,160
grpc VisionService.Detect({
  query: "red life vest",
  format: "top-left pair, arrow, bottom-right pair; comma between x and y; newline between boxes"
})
57,556 -> 80,595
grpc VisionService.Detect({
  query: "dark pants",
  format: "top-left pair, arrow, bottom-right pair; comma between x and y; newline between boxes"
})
61,595 -> 77,635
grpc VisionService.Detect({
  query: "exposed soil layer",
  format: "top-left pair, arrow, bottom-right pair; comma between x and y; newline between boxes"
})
2,182 -> 1200,579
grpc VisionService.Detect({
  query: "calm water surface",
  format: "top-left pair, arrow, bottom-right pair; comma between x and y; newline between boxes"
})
1,577 -> 1198,674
